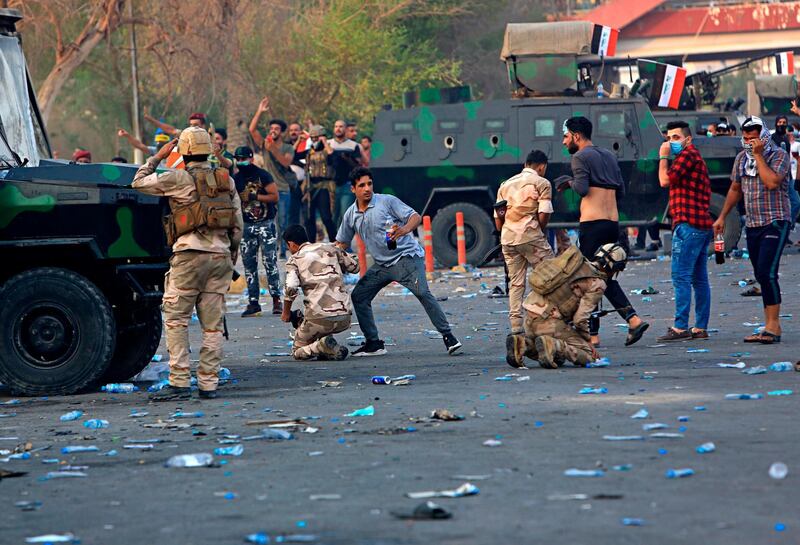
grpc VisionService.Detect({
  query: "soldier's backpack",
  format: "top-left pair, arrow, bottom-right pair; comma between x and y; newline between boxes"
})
163,168 -> 236,246
530,245 -> 585,295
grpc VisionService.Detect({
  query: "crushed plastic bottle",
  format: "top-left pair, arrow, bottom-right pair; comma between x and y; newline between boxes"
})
768,362 -> 793,372
214,444 -> 244,456
717,362 -> 746,369
767,390 -> 793,396
82,419 -> 109,429
171,411 -> 204,419
696,442 -> 716,454
60,446 -> 99,454
564,468 -> 605,477
642,423 -> 668,431
262,429 -> 294,441
165,453 -> 214,468
100,383 -> 138,393
147,379 -> 170,393
621,518 -> 644,526
769,462 -> 788,480
630,409 -> 649,419
665,468 -> 695,479
59,410 -> 83,422
742,366 -> 767,375
603,435 -> 645,441
219,367 -> 231,380
587,357 -> 610,368
579,387 -> 607,395
725,393 -> 763,400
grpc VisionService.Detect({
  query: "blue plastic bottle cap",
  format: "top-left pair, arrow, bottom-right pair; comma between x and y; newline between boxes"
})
775,523 -> 786,532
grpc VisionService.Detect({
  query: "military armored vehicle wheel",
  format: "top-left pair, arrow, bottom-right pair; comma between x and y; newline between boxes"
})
0,268 -> 115,396
102,308 -> 162,383
431,202 -> 495,267
709,193 -> 741,253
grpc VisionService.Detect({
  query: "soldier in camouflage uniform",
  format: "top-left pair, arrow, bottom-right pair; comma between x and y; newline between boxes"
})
132,127 -> 243,400
281,224 -> 359,360
233,146 -> 282,317
506,243 -> 626,370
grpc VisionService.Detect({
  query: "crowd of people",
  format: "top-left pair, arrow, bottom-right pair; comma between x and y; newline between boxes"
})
117,100 -> 800,400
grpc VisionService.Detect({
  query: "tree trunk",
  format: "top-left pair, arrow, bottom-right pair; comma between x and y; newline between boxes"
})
221,1 -> 254,151
37,0 -> 125,123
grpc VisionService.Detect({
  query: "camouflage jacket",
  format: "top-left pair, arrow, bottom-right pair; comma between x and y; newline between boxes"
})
284,242 -> 359,319
524,276 -> 606,339
133,157 -> 243,254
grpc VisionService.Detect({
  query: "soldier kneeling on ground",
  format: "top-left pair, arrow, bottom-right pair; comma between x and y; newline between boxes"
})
506,243 -> 627,369
282,224 -> 359,360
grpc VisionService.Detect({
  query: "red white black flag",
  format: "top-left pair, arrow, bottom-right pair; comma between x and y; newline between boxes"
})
591,24 -> 618,57
638,59 -> 687,110
775,51 -> 795,75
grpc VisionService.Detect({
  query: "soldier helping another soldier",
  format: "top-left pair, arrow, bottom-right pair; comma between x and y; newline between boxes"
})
132,127 -> 243,401
505,243 -> 628,369
282,224 -> 359,361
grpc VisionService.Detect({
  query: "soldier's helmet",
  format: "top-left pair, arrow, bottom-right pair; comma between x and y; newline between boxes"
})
593,243 -> 627,275
178,126 -> 213,156
309,125 -> 325,138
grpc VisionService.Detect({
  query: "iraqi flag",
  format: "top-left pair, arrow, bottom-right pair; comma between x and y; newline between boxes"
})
639,60 -> 687,110
591,24 -> 619,57
775,51 -> 795,75
295,131 -> 312,154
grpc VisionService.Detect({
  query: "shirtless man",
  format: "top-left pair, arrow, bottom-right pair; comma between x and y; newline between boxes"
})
558,116 -> 649,347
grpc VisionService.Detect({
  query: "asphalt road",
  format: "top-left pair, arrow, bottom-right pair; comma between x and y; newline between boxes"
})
1,250 -> 799,545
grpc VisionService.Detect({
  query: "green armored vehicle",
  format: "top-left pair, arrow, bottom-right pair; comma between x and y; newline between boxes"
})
0,8 -> 169,395
370,22 -> 741,267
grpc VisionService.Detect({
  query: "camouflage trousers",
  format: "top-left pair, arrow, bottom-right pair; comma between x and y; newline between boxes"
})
162,250 -> 233,391
502,237 -> 554,333
521,313 -> 594,366
293,314 -> 351,360
241,221 -> 282,302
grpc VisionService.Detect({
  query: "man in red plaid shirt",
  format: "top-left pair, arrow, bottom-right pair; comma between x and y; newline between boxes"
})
657,121 -> 713,342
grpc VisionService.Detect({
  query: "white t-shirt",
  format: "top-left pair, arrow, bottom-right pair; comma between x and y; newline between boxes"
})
791,140 -> 800,180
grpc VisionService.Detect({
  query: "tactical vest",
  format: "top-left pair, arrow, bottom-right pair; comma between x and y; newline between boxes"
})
306,148 -> 332,180
530,245 -> 605,319
162,167 -> 236,246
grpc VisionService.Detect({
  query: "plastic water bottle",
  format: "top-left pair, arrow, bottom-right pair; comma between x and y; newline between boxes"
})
61,445 -> 100,454
101,383 -> 138,393
665,468 -> 695,478
59,410 -> 83,422
696,442 -> 716,454
725,393 -> 763,400
246,534 -> 269,545
214,444 -> 244,456
165,453 -> 214,468
83,419 -> 109,429
564,468 -> 605,477
597,83 -> 604,99
769,462 -> 788,480
768,362 -> 793,372
219,367 -> 231,380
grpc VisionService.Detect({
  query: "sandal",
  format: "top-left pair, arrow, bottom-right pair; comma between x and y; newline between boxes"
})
741,286 -> 761,297
743,332 -> 781,344
625,322 -> 650,347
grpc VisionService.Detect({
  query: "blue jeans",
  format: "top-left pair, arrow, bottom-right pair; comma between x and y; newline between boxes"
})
277,191 -> 290,257
334,184 -> 355,233
671,223 -> 712,330
787,181 -> 800,229
352,256 -> 451,342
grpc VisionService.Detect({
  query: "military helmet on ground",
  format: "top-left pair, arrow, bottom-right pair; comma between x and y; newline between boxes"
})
593,243 -> 627,274
177,126 -> 213,156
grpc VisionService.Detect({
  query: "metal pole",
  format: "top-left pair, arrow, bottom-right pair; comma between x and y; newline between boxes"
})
128,0 -> 143,164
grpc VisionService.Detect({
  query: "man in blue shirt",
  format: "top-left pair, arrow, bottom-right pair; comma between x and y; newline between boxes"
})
336,167 -> 462,356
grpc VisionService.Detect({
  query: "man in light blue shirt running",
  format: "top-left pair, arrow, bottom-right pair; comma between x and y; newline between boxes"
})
336,167 -> 462,357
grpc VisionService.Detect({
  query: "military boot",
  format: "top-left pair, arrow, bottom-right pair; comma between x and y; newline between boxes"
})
149,385 -> 191,402
241,302 -> 262,318
505,334 -> 527,369
535,335 -> 561,369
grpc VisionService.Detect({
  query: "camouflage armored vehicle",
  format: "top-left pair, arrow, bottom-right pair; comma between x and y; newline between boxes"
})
0,8 -> 169,395
370,22 -> 742,267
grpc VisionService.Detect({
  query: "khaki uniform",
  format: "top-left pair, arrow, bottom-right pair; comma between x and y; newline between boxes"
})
496,168 -> 555,333
518,260 -> 606,366
133,157 -> 243,390
285,242 -> 359,359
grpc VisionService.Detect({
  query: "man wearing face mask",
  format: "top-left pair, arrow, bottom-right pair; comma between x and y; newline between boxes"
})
772,115 -> 800,231
656,121 -> 713,342
714,117 -> 791,345
495,150 -> 555,335
558,116 -> 649,347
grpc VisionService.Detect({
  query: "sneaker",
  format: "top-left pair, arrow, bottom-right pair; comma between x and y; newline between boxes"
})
505,334 -> 526,368
534,335 -> 559,369
272,297 -> 283,315
198,389 -> 218,399
241,303 -> 262,318
443,333 -> 462,355
351,340 -> 387,357
149,385 -> 191,402
657,327 -> 692,342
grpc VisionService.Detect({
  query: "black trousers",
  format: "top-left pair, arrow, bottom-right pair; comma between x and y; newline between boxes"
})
306,187 -> 337,243
578,219 -> 637,335
746,220 -> 789,307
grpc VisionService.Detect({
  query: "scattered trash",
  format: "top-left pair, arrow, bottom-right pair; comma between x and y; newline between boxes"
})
612,464 -> 633,471
579,387 -> 607,394
696,442 -> 716,454
642,423 -> 668,431
43,471 -> 87,479
0,469 -> 27,480
165,453 -> 214,468
603,435 -> 645,441
769,462 -> 788,480
345,405 -> 374,417
717,362 -> 746,369
392,501 -> 453,520
665,468 -> 694,478
309,494 -> 342,501
316,381 -> 342,388
83,419 -> 110,429
15,500 -> 42,511
59,410 -> 83,422
100,383 -> 138,393
372,374 -> 416,385
587,358 -> 610,368
246,533 -> 318,543
123,444 -> 153,450
214,445 -> 244,456
621,518 -> 645,526
25,534 -> 79,544
686,348 -> 709,353
171,411 -> 204,419
650,433 -> 684,439
564,469 -> 605,477
725,393 -> 763,400
767,390 -> 793,396
742,366 -> 767,375
630,409 -> 649,419
677,416 -> 690,422
483,439 -> 502,447
60,446 -> 99,454
406,482 -> 479,499
768,362 -> 793,372
431,409 -> 464,421
516,376 -> 531,382
261,429 -> 294,441
630,286 -> 658,295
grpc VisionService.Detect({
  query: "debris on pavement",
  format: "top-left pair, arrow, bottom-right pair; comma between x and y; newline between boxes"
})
345,405 -> 374,417
391,501 -> 453,520
430,409 -> 464,421
406,482 -> 479,499
165,453 -> 214,468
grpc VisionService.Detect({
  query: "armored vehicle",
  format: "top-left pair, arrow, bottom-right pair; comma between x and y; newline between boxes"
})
370,22 -> 742,267
0,8 -> 169,395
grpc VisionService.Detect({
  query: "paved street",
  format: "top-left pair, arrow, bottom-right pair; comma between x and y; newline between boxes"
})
2,250 -> 799,544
